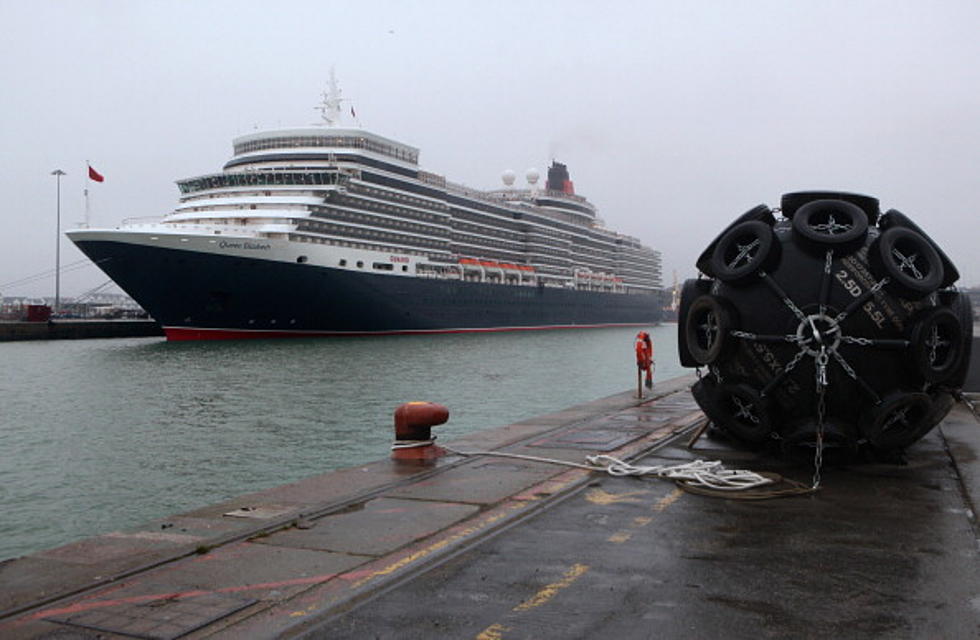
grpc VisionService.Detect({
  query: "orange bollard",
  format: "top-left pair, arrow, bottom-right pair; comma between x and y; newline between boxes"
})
391,401 -> 450,461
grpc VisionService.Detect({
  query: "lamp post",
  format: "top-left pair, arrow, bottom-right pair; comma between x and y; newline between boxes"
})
51,169 -> 65,314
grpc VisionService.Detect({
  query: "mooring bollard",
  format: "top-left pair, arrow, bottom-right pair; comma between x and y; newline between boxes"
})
391,401 -> 450,461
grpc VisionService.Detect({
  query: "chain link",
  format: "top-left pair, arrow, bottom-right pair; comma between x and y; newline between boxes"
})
828,349 -> 858,380
730,330 -> 803,344
812,346 -> 828,489
840,335 -> 873,346
820,251 -> 834,315
783,348 -> 808,375
760,271 -> 809,323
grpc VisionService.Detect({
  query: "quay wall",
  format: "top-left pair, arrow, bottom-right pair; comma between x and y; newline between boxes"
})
0,319 -> 163,342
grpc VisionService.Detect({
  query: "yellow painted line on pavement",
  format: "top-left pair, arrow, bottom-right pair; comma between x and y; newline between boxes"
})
513,563 -> 590,612
654,487 -> 684,512
584,487 -> 649,505
607,531 -> 632,544
475,623 -> 511,639
349,501 -> 527,589
606,488 -> 683,543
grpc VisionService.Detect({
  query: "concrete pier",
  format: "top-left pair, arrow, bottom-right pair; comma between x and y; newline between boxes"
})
0,319 -> 163,342
1,375 -> 978,639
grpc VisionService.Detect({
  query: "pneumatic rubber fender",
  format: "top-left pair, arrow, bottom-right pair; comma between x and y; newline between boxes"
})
680,190 -> 966,455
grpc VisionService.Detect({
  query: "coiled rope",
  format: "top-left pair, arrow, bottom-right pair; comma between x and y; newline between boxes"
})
440,446 -> 812,499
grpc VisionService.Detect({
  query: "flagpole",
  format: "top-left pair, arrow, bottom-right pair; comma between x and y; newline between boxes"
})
84,160 -> 91,228
51,169 -> 66,314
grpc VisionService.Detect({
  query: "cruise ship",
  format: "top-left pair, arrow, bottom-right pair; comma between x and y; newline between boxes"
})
67,80 -> 663,340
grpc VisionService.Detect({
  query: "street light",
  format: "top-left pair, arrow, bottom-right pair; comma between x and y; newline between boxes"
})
51,169 -> 65,314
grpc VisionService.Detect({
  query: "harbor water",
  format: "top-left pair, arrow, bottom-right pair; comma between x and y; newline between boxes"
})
0,325 -> 681,561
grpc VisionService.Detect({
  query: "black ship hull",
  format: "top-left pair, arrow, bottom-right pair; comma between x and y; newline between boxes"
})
75,240 -> 662,340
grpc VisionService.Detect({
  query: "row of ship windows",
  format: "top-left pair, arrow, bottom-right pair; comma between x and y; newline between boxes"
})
350,177 -> 651,257
353,184 -> 445,213
290,234 -> 431,257
178,171 -> 342,194
304,224 -> 448,249
312,211 -> 448,237
234,136 -> 419,163
452,220 -> 522,242
327,196 -> 443,224
289,235 -> 658,285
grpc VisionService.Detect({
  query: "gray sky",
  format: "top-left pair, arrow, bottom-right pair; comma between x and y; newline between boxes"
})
2,0 -> 978,298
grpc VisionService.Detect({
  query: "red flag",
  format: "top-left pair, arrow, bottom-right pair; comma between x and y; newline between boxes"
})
88,165 -> 104,182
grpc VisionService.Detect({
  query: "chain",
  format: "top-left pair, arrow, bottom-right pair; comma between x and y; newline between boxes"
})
760,272 -> 809,323
812,346 -> 829,489
820,250 -> 833,315
828,348 -> 857,380
730,330 -> 802,344
815,347 -> 830,387
840,335 -> 873,346
834,276 -> 890,324
783,347 -> 808,375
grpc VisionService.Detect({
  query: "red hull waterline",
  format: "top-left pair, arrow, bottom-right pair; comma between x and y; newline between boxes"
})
163,323 -> 654,341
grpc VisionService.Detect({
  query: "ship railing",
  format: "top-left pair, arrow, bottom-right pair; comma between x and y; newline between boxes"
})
121,216 -> 165,226
119,220 -> 261,237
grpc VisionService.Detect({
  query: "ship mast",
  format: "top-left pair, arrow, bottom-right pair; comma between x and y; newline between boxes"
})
314,68 -> 344,127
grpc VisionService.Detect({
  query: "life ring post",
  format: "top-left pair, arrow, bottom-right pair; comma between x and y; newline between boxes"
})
635,331 -> 654,397
391,401 -> 450,461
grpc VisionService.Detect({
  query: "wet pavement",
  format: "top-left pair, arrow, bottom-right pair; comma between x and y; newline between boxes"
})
1,376 -> 978,639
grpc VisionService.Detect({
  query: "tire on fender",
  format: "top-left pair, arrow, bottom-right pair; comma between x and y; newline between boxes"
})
791,199 -> 868,255
677,278 -> 715,368
907,307 -> 964,384
859,392 -> 932,451
696,205 -> 774,277
868,227 -> 944,299
880,209 -> 960,288
780,190 -> 880,225
708,221 -> 780,285
713,382 -> 774,443
939,291 -> 974,388
684,294 -> 738,365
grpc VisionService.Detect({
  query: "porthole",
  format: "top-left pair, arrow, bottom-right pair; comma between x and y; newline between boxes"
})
297,255 -> 308,264
357,261 -> 364,268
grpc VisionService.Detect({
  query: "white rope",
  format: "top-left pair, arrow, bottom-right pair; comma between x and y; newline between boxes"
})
441,446 -> 773,491
585,455 -> 773,491
392,438 -> 437,450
